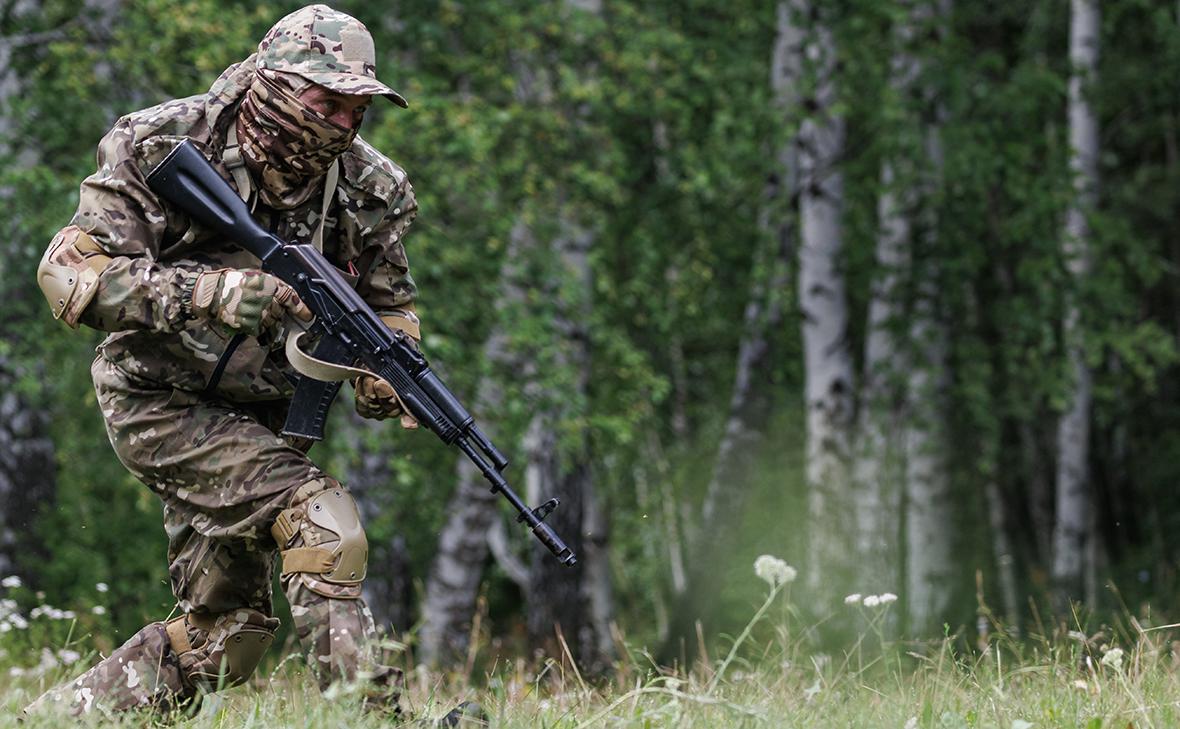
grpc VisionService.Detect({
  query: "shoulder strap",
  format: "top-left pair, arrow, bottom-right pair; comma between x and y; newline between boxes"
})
312,161 -> 339,253
223,123 -> 254,208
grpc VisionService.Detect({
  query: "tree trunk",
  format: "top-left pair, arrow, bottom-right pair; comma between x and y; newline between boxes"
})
522,210 -> 600,666
417,328 -> 514,667
904,283 -> 954,631
855,126 -> 910,597
797,0 -> 855,596
1051,0 -> 1099,608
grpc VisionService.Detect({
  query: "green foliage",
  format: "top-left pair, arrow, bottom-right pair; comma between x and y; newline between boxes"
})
5,0 -> 1180,662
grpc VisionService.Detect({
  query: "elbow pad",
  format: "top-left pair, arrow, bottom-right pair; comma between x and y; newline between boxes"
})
36,226 -> 112,328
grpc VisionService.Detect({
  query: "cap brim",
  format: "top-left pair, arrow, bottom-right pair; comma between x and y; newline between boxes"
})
298,71 -> 408,108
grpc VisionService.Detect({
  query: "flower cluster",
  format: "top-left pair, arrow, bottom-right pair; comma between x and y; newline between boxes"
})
1100,647 -> 1124,671
29,606 -> 76,621
7,647 -> 85,677
0,598 -> 27,632
845,592 -> 898,607
753,555 -> 798,587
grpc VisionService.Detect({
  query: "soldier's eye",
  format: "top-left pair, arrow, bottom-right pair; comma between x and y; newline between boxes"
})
321,100 -> 339,116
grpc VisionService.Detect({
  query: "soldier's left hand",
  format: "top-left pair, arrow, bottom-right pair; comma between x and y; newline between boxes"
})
353,373 -> 419,429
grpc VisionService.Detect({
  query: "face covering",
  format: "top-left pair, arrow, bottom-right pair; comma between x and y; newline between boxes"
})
237,70 -> 358,209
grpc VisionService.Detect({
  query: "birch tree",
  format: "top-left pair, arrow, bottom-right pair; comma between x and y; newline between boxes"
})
660,0 -> 799,658
420,1 -> 611,667
796,0 -> 856,593
417,260 -> 525,666
901,0 -> 955,633
1052,0 -> 1100,608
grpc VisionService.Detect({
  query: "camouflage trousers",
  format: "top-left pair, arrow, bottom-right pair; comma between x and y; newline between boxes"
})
24,355 -> 400,717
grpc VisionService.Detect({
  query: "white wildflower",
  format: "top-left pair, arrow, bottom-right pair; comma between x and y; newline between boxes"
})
59,610 -> 76,620
863,595 -> 881,607
904,719 -> 918,729
1011,720 -> 1034,729
36,648 -> 59,671
753,555 -> 797,587
878,593 -> 898,604
95,582 -> 109,593
9,667 -> 24,677
91,606 -> 107,616
1,575 -> 21,589
57,649 -> 82,664
844,593 -> 863,605
0,622 -> 11,633
8,613 -> 27,630
1101,647 -> 1124,671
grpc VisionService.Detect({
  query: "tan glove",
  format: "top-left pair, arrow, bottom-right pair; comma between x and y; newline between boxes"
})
353,373 -> 419,429
188,269 -> 312,338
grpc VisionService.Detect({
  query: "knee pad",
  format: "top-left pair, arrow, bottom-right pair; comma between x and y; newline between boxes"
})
271,479 -> 368,595
165,609 -> 278,690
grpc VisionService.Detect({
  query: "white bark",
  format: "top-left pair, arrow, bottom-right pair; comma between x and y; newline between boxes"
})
904,284 -> 954,630
416,364 -> 509,666
796,0 -> 855,592
418,221 -> 529,665
1051,0 -> 1099,605
903,0 -> 956,633
854,134 -> 910,594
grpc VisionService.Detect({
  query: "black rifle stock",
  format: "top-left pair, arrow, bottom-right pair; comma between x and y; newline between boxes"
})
146,140 -> 576,567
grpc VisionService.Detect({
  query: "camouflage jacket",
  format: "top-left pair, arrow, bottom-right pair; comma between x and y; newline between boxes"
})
71,55 -> 418,402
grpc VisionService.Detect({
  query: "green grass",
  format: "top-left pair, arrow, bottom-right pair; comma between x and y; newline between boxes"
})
6,573 -> 1180,727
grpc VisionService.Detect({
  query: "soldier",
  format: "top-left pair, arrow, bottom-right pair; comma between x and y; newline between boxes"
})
27,4 -> 481,725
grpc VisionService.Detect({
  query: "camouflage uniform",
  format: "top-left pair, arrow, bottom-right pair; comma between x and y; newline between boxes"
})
27,5 -> 417,718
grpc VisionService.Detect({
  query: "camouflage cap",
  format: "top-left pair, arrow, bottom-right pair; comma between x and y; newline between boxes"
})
256,4 -> 408,108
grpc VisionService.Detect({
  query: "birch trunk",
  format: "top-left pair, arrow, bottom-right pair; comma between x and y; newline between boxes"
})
523,211 -> 598,665
797,1 -> 856,594
1051,0 -> 1099,608
855,56 -> 914,597
417,317 -> 516,667
660,224 -> 791,661
698,0 -> 800,534
422,0 -> 610,666
903,0 -> 957,632
904,283 -> 954,630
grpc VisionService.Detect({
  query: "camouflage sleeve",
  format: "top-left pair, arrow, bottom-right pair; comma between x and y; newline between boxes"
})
359,178 -> 420,340
67,118 -> 194,333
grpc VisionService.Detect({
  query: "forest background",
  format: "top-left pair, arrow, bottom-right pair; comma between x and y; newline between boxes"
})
0,0 -> 1176,690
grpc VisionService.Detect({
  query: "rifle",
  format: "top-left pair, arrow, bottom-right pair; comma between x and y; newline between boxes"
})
146,140 -> 576,567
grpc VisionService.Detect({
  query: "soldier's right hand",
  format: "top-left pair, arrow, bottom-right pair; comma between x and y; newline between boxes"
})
188,269 -> 313,338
